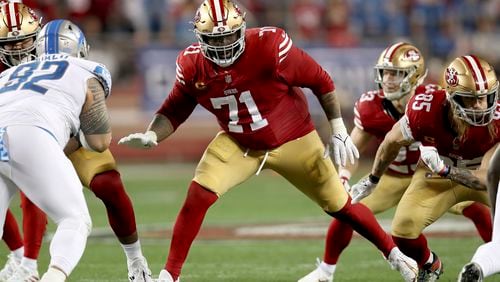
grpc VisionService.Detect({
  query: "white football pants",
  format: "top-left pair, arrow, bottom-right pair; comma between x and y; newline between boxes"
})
471,181 -> 500,277
0,125 -> 91,276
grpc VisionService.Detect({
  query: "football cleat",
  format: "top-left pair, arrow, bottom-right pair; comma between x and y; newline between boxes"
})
417,252 -> 443,282
297,258 -> 334,282
157,269 -> 179,282
458,262 -> 483,282
387,248 -> 418,282
127,256 -> 153,282
0,253 -> 20,281
6,265 -> 39,282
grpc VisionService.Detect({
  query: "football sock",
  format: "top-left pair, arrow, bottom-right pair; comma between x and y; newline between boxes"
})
122,240 -> 143,262
2,209 -> 23,251
12,247 -> 24,260
166,181 -> 218,280
323,219 -> 353,264
21,193 -> 47,259
89,170 -> 137,238
462,202 -> 492,242
20,257 -> 38,272
327,200 -> 394,257
393,234 -> 431,267
319,261 -> 336,276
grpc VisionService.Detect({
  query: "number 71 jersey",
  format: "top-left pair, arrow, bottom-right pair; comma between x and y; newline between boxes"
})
0,54 -> 111,148
157,27 -> 335,150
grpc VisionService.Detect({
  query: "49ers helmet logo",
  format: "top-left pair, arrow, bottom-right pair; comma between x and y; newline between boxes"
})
445,67 -> 459,86
403,49 -> 420,62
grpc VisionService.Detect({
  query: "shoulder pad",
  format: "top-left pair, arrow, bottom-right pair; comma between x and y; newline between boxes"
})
69,57 -> 112,98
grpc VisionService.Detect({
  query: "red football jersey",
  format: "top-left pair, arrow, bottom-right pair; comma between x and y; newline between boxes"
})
402,86 -> 500,168
157,27 -> 334,150
354,87 -> 433,175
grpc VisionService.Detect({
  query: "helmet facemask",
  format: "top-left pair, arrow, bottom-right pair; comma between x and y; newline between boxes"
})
0,35 -> 37,66
375,65 -> 416,100
448,82 -> 499,126
193,0 -> 246,68
195,22 -> 245,67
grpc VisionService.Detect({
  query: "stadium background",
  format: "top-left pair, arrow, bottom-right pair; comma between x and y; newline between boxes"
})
17,0 -> 500,163
1,0 -> 499,281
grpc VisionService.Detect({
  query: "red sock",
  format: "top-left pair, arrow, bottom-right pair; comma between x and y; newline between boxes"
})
166,181 -> 218,280
89,170 -> 137,238
393,234 -> 430,267
2,209 -> 23,251
327,201 -> 394,257
323,219 -> 353,265
21,193 -> 47,259
462,202 -> 492,242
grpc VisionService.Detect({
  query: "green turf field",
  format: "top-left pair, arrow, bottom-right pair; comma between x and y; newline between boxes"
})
0,164 -> 497,281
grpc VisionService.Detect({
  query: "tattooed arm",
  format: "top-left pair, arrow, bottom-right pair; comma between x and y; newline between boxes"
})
371,119 -> 413,178
442,143 -> 499,192
78,77 -> 112,152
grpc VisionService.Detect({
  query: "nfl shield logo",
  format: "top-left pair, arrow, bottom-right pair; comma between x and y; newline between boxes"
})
225,74 -> 232,84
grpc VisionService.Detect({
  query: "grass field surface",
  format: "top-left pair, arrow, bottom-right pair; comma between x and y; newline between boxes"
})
0,163 -> 496,281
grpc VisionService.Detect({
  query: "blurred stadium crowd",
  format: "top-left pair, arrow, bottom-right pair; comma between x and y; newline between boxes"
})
23,0 -> 500,83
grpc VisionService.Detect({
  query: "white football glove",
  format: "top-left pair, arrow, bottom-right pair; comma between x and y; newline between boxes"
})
350,175 -> 378,204
323,118 -> 360,166
118,131 -> 158,149
419,145 -> 449,176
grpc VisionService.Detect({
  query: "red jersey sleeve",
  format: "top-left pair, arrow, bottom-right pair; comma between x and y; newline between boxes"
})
269,29 -> 334,96
155,50 -> 198,130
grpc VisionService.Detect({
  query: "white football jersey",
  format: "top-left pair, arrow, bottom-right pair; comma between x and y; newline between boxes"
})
0,54 -> 112,148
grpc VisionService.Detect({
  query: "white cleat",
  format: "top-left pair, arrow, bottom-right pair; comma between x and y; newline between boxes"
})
0,254 -> 20,282
387,248 -> 418,282
128,256 -> 153,282
297,258 -> 334,282
157,269 -> 179,282
6,265 -> 39,282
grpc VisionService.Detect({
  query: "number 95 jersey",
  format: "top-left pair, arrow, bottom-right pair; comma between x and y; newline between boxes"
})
0,54 -> 111,149
157,27 -> 335,150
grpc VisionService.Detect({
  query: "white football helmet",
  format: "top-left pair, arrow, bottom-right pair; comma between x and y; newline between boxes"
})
0,2 -> 41,66
35,19 -> 89,58
193,0 -> 246,67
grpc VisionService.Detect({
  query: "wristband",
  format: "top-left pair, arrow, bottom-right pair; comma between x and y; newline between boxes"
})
368,174 -> 380,184
439,165 -> 451,177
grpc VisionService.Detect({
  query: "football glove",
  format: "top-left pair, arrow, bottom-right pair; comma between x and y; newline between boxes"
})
118,131 -> 158,149
323,118 -> 359,166
350,175 -> 379,204
419,145 -> 450,176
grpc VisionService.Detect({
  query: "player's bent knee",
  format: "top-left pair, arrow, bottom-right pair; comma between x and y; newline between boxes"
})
58,214 -> 92,236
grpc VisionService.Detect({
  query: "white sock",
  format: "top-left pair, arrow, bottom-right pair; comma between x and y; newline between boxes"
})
20,257 -> 38,272
121,240 -> 143,262
319,261 -> 336,275
12,247 -> 24,260
40,267 -> 66,282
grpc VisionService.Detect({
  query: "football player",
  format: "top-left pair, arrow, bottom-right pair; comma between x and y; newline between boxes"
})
350,55 -> 499,281
0,19 -> 110,282
119,1 -> 418,281
298,43 -> 492,282
0,3 -> 153,282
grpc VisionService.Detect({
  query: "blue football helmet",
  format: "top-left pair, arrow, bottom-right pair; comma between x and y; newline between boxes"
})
35,19 -> 89,58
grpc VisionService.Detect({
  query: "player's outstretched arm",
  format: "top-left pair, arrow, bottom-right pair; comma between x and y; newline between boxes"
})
118,113 -> 174,149
79,77 -> 112,152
